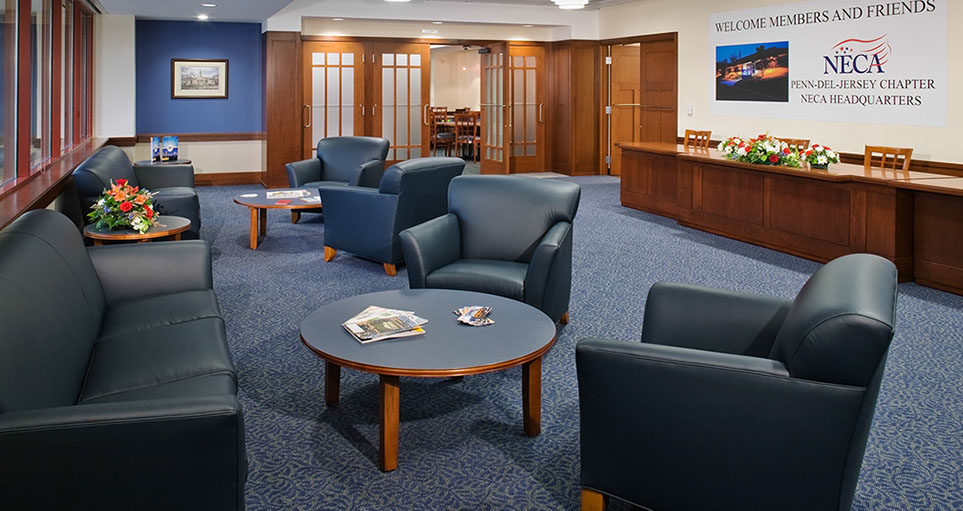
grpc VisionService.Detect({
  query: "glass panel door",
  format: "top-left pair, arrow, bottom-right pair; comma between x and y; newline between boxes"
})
373,42 -> 429,163
507,44 -> 545,173
302,41 -> 366,159
480,42 -> 509,174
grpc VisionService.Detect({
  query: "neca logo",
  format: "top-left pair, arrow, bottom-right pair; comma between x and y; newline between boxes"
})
824,35 -> 890,74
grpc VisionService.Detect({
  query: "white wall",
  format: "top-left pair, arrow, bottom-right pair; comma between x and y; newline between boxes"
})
599,0 -> 962,163
94,14 -> 136,138
430,48 -> 481,111
267,0 -> 599,40
131,140 -> 265,174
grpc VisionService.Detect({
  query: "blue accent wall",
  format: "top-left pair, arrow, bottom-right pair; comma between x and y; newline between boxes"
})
136,20 -> 263,134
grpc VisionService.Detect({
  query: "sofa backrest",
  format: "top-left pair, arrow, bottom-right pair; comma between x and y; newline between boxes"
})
316,136 -> 390,184
0,210 -> 106,412
769,253 -> 898,387
381,157 -> 464,222
449,175 -> 581,262
73,146 -> 138,207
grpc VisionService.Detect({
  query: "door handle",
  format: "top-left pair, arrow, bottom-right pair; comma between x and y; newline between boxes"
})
303,105 -> 311,128
613,103 -> 641,107
423,104 -> 429,126
538,103 -> 544,123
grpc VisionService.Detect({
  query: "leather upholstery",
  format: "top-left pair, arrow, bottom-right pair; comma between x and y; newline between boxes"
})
320,157 -> 465,266
73,145 -> 201,239
400,175 -> 581,322
0,209 -> 245,509
285,136 -> 390,189
575,254 -> 898,511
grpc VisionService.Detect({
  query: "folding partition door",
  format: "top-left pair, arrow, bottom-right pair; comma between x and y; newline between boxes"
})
607,43 -> 641,176
301,41 -> 366,159
507,45 -> 546,173
480,43 -> 509,174
373,43 -> 430,164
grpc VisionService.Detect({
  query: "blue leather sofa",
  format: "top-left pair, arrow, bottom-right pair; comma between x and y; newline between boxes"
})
576,253 -> 898,511
73,145 -> 201,239
399,175 -> 581,323
320,157 -> 465,275
0,210 -> 246,509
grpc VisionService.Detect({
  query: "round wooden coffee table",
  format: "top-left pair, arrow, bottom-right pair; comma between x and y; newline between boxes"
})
233,189 -> 322,249
83,216 -> 191,245
300,289 -> 557,471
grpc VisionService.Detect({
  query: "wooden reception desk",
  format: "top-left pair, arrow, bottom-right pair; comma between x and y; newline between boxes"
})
618,142 -> 963,295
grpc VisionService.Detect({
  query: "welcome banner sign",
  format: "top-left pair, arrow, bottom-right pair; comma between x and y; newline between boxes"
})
709,0 -> 947,126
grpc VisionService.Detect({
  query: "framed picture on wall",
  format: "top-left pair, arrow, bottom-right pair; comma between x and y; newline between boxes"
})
171,59 -> 228,99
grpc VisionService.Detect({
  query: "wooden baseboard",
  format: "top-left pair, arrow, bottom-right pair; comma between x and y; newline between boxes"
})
195,172 -> 264,186
106,136 -> 137,147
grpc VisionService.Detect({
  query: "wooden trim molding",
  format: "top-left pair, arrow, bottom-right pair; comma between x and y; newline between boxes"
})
134,132 -> 267,143
0,138 -> 108,229
107,136 -> 137,147
195,172 -> 263,186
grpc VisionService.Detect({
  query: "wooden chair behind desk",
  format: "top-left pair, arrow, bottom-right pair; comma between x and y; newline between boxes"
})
454,111 -> 481,162
775,137 -> 811,151
430,107 -> 455,156
865,145 -> 913,171
683,129 -> 712,150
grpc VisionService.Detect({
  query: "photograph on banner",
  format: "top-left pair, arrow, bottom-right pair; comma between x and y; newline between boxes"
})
709,0 -> 946,127
716,41 -> 789,102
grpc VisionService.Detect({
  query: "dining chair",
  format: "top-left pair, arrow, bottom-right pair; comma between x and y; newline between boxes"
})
454,111 -> 481,162
864,145 -> 913,172
775,137 -> 811,151
430,108 -> 455,157
683,129 -> 711,150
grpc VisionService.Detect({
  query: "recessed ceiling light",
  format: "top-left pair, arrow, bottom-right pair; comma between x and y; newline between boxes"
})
385,0 -> 411,2
432,21 -> 443,25
201,3 -> 216,7
196,13 -> 209,20
333,18 -> 344,21
523,24 -> 534,28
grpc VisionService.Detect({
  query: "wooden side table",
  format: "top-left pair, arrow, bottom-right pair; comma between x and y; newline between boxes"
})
83,216 -> 191,245
233,189 -> 322,250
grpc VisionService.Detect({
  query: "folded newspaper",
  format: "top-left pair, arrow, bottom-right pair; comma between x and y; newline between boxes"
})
266,190 -> 312,199
453,306 -> 494,326
342,306 -> 428,343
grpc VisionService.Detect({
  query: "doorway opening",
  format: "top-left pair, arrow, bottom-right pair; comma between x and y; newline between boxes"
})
429,44 -> 482,172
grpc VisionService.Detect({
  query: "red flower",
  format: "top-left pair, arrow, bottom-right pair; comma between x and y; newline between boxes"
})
769,154 -> 779,163
119,201 -> 133,213
145,206 -> 153,219
805,150 -> 813,157
824,146 -> 831,151
783,148 -> 791,154
116,179 -> 128,187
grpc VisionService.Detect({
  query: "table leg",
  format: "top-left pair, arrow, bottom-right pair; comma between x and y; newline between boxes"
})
174,233 -> 182,241
93,240 -> 103,246
522,356 -> 542,436
291,210 -> 301,224
379,374 -> 400,471
259,209 -> 267,237
324,361 -> 341,406
248,207 -> 259,250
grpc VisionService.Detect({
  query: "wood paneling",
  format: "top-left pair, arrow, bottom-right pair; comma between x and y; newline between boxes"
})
264,32 -> 302,189
548,41 -> 599,176
699,166 -> 765,225
914,191 -> 963,295
769,176 -> 850,246
639,36 -> 677,145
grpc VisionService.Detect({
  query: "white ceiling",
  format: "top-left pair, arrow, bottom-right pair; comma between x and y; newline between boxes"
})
97,0 -> 640,22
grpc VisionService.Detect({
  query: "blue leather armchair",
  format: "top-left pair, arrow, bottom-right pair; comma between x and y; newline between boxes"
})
73,146 -> 201,239
0,210 -> 245,509
319,157 -> 465,276
576,254 -> 898,511
399,175 -> 580,323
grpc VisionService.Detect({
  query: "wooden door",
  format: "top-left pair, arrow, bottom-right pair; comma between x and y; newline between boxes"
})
609,43 -> 641,176
508,44 -> 546,173
301,41 -> 366,159
639,38 -> 677,144
480,42 -> 510,174
373,42 -> 430,164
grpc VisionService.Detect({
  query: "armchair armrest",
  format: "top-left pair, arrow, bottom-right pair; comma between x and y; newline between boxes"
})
286,158 -> 322,188
0,396 -> 245,509
399,213 -> 461,288
641,282 -> 791,357
351,159 -> 387,188
575,338 -> 865,510
524,221 -> 572,321
87,240 -> 212,305
319,186 -> 399,262
133,163 -> 195,189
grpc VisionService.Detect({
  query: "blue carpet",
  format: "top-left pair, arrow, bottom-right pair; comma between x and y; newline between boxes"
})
199,176 -> 963,510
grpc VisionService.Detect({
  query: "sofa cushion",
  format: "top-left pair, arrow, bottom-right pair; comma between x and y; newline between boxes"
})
426,259 -> 527,301
80,374 -> 237,404
79,317 -> 234,403
151,187 -> 201,231
98,290 -> 221,339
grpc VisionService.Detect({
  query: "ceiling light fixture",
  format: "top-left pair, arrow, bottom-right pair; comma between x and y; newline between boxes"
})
384,0 -> 411,2
196,13 -> 209,20
201,3 -> 216,7
333,18 -> 344,21
432,21 -> 443,25
552,0 -> 588,9
523,24 -> 534,28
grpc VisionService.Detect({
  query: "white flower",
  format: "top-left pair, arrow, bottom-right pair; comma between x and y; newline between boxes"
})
737,146 -> 748,156
812,144 -> 822,151
96,199 -> 105,207
826,150 -> 836,159
817,155 -> 828,165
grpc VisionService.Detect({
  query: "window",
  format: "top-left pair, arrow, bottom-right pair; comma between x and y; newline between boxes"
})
1,0 -> 16,187
60,0 -> 71,152
29,0 -> 51,168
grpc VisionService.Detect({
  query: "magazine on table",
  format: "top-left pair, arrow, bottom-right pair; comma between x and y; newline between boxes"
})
453,306 -> 494,326
342,306 -> 428,343
266,190 -> 312,199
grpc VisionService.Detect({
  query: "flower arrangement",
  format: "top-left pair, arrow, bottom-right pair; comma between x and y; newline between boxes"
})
718,133 -> 802,168
802,144 -> 839,168
87,179 -> 159,234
